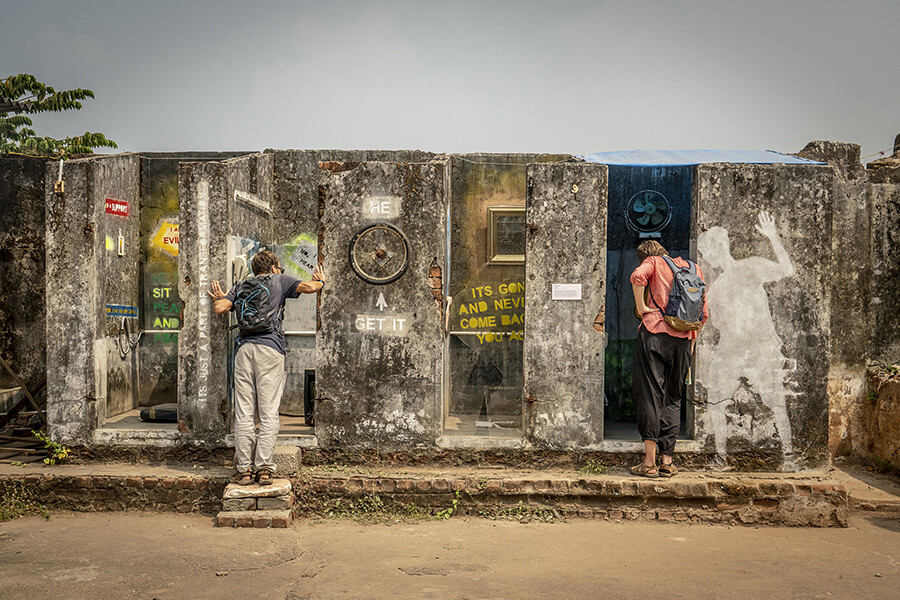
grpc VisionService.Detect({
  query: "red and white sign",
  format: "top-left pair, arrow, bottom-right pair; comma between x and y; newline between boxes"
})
105,198 -> 130,217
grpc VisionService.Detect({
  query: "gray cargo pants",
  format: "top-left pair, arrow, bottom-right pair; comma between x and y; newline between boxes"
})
233,342 -> 285,473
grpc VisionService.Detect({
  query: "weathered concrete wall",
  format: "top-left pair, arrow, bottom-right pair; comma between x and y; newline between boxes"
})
694,163 -> 834,470
444,154 -> 570,435
524,162 -> 607,447
0,156 -> 49,407
178,154 -> 273,444
860,367 -> 900,470
45,154 -> 141,443
98,157 -> 142,418
140,154 -> 247,408
271,149 -> 436,244
317,160 -> 446,449
271,150 -> 436,416
796,141 -> 900,461
869,181 -> 900,363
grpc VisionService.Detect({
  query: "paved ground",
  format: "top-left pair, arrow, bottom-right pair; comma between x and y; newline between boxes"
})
2,509 -> 899,600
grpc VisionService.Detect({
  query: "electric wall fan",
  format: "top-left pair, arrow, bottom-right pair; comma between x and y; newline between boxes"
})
625,190 -> 672,233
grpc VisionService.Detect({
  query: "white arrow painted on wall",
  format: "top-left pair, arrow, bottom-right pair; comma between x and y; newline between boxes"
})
376,292 -> 388,312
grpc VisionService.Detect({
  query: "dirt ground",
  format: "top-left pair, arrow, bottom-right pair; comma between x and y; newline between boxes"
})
1,511 -> 898,600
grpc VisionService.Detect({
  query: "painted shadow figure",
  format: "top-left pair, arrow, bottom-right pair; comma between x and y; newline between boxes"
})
697,211 -> 797,469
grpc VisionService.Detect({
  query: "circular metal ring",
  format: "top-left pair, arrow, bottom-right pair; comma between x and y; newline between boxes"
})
348,222 -> 410,285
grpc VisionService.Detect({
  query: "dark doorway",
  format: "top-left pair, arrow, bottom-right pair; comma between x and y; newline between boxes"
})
604,165 -> 693,440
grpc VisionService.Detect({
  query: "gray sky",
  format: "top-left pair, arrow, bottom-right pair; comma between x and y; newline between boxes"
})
2,0 -> 898,160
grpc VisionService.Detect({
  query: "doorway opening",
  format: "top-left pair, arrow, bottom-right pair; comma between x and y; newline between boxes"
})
603,165 -> 695,441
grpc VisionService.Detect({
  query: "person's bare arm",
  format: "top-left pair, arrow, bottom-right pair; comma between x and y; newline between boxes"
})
296,264 -> 326,294
207,280 -> 233,315
632,283 -> 651,317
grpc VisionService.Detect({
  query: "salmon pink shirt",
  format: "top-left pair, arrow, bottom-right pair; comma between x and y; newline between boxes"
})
629,255 -> 709,340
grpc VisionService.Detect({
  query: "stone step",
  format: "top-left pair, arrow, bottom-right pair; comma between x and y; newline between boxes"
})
273,446 -> 301,476
223,478 -> 292,499
215,509 -> 292,528
224,493 -> 293,511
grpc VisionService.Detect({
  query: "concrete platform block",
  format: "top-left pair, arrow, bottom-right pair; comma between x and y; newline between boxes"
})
223,497 -> 257,511
273,446 -> 301,476
258,495 -> 293,510
224,479 -> 292,499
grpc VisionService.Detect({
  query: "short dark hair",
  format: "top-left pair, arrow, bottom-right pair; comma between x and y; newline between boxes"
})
637,240 -> 668,262
251,250 -> 279,275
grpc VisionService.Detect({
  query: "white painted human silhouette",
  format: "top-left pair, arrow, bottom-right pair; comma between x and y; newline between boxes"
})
697,211 -> 797,469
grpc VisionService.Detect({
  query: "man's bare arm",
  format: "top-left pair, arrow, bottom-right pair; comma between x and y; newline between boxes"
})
296,264 -> 326,295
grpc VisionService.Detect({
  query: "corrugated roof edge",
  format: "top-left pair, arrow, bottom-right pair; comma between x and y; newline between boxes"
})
579,149 -> 826,166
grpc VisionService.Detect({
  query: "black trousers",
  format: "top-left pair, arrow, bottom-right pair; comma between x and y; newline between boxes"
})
632,326 -> 693,456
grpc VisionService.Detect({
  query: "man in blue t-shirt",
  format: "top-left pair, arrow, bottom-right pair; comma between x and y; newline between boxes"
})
208,250 -> 325,485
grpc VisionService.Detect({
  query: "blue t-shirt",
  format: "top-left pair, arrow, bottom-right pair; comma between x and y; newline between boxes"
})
225,273 -> 301,355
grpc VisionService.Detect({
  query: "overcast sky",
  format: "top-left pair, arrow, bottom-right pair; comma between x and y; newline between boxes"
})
2,0 -> 898,160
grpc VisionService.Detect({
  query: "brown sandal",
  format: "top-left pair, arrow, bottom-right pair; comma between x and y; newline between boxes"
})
659,463 -> 678,478
630,463 -> 659,478
256,468 -> 274,485
232,469 -> 254,486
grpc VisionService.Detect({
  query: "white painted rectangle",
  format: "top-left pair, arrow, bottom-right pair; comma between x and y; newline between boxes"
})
362,195 -> 402,219
354,314 -> 410,337
552,283 -> 582,301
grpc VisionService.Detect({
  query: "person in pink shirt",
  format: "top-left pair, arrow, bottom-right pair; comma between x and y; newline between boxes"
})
629,240 -> 708,477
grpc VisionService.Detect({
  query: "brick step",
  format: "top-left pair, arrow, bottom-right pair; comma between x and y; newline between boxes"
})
293,474 -> 851,526
215,509 -> 292,528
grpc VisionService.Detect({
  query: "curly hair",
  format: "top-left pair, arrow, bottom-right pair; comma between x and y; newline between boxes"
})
251,250 -> 280,276
637,240 -> 668,262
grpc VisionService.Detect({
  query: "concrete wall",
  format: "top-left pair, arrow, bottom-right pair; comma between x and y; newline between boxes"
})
444,154 -> 570,435
98,158 -> 142,418
271,150 -> 436,416
524,162 -> 607,447
694,163 -> 834,470
0,156 -> 49,409
178,154 -> 273,445
19,142 -> 899,470
45,154 -> 141,444
317,159 -> 447,449
795,142 -> 900,464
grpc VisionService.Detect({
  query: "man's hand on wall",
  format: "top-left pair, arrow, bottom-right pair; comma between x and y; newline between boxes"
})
208,280 -> 226,301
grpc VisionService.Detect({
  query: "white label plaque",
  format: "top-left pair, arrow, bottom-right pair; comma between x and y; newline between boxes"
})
552,283 -> 582,301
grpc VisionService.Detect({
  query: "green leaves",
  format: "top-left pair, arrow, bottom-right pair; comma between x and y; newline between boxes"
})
1,74 -> 116,158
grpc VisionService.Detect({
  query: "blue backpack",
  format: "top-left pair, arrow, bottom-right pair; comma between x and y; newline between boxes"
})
649,256 -> 707,331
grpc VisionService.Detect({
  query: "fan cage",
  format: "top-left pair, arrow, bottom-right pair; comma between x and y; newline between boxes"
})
624,189 -> 672,234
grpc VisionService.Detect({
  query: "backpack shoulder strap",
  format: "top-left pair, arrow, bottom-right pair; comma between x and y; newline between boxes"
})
661,255 -> 679,273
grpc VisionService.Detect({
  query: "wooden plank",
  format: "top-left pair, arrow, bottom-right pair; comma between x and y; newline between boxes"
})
0,455 -> 45,464
0,446 -> 39,454
0,435 -> 41,443
0,375 -> 46,428
0,357 -> 46,425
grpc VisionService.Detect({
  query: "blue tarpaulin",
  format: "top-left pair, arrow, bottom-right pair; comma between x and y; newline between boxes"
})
580,149 -> 824,166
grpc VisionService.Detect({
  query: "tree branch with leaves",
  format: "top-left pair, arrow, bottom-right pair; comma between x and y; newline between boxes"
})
0,74 -> 117,158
